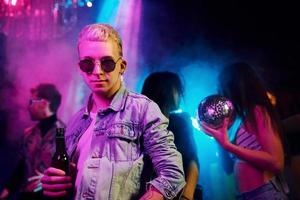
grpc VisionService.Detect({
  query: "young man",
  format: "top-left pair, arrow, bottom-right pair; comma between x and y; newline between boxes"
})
41,24 -> 185,200
0,83 -> 64,200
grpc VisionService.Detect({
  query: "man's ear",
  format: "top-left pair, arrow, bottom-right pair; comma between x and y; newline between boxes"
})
120,60 -> 127,75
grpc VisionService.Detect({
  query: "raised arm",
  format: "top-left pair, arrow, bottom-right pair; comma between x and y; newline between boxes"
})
201,106 -> 284,174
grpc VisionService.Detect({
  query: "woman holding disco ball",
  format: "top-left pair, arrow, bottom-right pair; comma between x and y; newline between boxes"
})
198,62 -> 289,199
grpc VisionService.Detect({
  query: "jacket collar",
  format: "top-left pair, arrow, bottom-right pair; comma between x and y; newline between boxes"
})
83,84 -> 128,118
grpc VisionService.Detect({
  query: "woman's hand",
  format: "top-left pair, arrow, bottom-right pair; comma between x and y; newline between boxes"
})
200,118 -> 231,149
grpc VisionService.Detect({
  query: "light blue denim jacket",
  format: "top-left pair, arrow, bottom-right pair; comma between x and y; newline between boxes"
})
65,85 -> 185,200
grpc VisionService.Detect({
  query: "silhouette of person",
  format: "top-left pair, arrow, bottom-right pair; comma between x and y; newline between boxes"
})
142,71 -> 199,200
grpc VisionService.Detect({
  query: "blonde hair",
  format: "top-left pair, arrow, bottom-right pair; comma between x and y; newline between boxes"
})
78,23 -> 123,56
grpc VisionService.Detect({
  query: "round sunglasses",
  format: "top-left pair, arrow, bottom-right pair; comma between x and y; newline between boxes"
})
29,98 -> 44,106
78,56 -> 122,74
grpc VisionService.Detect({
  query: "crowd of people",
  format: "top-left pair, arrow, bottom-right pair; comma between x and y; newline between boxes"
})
0,23 -> 299,200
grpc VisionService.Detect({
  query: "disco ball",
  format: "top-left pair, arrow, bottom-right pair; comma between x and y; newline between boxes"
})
198,95 -> 235,129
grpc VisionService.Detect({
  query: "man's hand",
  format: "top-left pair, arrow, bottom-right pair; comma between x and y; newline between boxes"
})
41,167 -> 73,198
139,186 -> 164,200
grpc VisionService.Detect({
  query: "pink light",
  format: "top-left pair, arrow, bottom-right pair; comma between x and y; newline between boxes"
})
4,0 -> 18,6
11,0 -> 17,6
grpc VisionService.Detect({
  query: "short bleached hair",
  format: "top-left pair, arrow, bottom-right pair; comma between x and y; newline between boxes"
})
78,23 -> 123,56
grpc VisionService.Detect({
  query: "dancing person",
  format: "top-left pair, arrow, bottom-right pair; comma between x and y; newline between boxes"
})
200,62 -> 289,199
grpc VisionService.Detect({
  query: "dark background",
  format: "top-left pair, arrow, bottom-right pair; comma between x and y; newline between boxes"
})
140,0 -> 300,91
139,0 -> 300,118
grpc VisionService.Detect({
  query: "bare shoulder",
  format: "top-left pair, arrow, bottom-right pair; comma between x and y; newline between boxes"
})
253,105 -> 272,127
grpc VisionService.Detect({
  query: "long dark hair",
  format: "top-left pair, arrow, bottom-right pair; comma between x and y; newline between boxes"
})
218,62 -> 281,134
141,71 -> 184,116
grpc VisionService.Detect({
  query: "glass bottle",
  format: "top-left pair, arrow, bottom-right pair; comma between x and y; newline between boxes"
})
51,127 -> 70,175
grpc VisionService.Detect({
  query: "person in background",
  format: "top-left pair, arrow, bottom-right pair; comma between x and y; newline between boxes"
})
142,71 -> 199,200
0,83 -> 65,200
41,24 -> 185,200
0,32 -> 22,200
200,62 -> 288,199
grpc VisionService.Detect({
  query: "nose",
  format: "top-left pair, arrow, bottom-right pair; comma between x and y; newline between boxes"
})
93,60 -> 104,75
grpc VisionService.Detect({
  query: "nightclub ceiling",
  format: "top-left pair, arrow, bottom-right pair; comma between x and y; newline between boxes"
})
1,0 -> 299,92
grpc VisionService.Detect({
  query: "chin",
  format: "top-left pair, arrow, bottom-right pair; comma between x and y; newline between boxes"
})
92,88 -> 109,95
91,86 -> 107,92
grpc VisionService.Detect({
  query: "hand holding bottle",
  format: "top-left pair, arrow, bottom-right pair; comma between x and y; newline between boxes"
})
41,167 -> 73,197
41,127 -> 74,198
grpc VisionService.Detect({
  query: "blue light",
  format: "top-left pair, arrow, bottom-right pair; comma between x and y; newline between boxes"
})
96,0 -> 121,24
191,116 -> 201,131
170,108 -> 183,114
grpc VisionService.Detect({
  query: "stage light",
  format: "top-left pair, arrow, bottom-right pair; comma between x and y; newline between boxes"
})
86,1 -> 92,7
191,116 -> 201,131
11,0 -> 17,6
0,0 -> 79,40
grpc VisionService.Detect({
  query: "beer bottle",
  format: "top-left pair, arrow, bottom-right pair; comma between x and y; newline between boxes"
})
51,127 -> 70,175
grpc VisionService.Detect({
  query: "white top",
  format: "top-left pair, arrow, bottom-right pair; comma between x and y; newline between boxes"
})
74,112 -> 97,197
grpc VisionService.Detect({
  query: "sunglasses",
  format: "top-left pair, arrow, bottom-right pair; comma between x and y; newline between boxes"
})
78,56 -> 122,74
29,99 -> 44,106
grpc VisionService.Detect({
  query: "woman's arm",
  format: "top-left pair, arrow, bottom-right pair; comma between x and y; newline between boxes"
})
200,106 -> 284,174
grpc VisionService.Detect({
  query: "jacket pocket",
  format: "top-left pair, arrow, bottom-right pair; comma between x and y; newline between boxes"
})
107,123 -> 137,141
106,123 -> 139,161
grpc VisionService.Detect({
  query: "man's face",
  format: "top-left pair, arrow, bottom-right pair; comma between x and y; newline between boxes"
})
28,92 -> 47,121
78,40 -> 126,97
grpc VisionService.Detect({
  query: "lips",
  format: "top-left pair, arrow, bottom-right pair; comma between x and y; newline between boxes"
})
90,80 -> 107,83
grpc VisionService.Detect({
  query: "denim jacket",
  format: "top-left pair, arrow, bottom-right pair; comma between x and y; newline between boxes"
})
65,85 -> 185,200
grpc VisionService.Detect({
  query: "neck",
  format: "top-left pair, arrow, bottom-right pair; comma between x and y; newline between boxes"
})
91,81 -> 122,112
39,114 -> 57,136
161,107 -> 170,119
91,94 -> 112,112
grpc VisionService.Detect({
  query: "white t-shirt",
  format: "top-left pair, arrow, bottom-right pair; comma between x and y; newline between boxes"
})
74,112 -> 97,195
